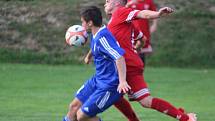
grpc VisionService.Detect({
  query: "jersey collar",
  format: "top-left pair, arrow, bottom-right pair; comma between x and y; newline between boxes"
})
93,25 -> 106,39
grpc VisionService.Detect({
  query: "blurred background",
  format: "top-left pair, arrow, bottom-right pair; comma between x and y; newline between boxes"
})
0,0 -> 215,121
1,0 -> 215,67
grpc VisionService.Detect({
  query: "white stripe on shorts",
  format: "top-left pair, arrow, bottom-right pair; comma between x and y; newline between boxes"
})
133,88 -> 150,99
97,91 -> 110,109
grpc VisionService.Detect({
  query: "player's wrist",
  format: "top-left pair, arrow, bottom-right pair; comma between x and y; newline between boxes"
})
157,11 -> 162,18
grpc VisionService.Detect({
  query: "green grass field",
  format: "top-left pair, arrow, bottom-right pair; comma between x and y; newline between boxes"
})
0,63 -> 214,121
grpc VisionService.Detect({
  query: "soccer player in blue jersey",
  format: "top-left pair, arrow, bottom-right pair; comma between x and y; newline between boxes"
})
63,6 -> 131,121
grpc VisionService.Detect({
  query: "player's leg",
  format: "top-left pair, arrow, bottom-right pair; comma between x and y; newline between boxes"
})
128,73 -> 197,121
76,89 -> 121,121
76,109 -> 102,121
64,76 -> 97,121
139,95 -> 197,121
114,97 -> 140,121
65,98 -> 82,121
139,95 -> 193,121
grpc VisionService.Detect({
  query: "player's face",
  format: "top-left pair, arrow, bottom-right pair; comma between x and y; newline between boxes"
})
81,17 -> 88,30
104,0 -> 115,15
81,17 -> 92,32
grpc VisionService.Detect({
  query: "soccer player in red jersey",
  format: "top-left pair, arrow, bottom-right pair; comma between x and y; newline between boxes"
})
127,0 -> 158,63
104,0 -> 197,121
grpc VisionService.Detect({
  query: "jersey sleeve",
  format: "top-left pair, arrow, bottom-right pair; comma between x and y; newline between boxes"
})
97,34 -> 125,60
119,7 -> 141,23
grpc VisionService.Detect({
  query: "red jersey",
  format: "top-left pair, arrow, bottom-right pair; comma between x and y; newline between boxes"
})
128,0 -> 157,48
107,7 -> 144,72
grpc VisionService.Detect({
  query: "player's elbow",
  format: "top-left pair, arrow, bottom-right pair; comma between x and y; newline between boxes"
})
137,11 -> 158,19
115,56 -> 124,66
116,56 -> 125,63
137,11 -> 150,19
69,100 -> 81,112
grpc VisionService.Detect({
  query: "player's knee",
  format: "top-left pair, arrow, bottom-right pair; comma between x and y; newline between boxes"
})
69,99 -> 81,112
76,109 -> 88,121
139,96 -> 153,108
69,103 -> 78,112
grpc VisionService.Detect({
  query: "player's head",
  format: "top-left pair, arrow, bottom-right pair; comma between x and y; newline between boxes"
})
104,0 -> 127,15
80,6 -> 102,30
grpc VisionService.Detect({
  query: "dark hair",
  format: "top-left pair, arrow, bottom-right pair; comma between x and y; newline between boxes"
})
80,6 -> 102,27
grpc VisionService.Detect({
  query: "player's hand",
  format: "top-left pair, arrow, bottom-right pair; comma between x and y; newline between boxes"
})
133,36 -> 147,52
134,40 -> 142,51
84,56 -> 90,64
117,81 -> 131,94
158,7 -> 174,17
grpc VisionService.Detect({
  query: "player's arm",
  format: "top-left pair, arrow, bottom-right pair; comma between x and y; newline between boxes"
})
134,36 -> 147,52
136,7 -> 174,19
115,56 -> 131,93
150,19 -> 158,33
132,30 -> 145,51
98,35 -> 131,93
84,49 -> 92,64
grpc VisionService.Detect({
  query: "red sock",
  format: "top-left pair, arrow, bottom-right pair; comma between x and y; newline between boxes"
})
114,97 -> 140,121
151,98 -> 189,121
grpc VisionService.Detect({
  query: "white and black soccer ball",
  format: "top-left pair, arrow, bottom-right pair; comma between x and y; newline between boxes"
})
65,25 -> 87,46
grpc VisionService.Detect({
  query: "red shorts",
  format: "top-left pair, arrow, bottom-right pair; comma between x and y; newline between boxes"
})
126,70 -> 150,101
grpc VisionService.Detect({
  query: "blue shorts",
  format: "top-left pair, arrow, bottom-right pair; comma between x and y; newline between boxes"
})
76,76 -> 122,117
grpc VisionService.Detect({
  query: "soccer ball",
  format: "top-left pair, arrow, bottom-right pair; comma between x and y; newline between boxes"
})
65,25 -> 87,46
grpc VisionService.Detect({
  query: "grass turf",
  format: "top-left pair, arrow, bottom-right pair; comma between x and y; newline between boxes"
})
0,63 -> 214,121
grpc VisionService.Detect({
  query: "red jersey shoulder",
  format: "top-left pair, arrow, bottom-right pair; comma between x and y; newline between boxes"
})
115,7 -> 134,17
113,7 -> 140,23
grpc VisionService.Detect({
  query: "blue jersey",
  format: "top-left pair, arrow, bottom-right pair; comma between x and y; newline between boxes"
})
74,26 -> 124,117
91,26 -> 125,89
